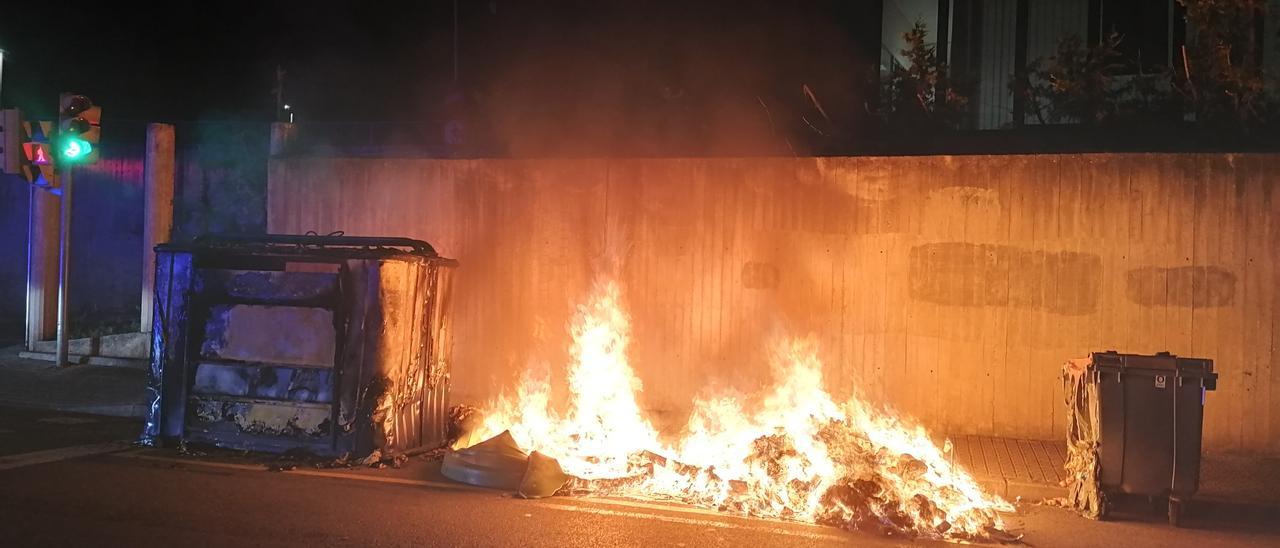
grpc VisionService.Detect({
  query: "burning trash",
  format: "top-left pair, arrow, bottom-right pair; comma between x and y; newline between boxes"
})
445,279 -> 1014,541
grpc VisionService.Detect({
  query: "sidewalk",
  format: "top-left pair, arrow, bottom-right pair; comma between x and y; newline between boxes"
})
949,434 -> 1280,508
950,435 -> 1068,502
0,345 -> 148,418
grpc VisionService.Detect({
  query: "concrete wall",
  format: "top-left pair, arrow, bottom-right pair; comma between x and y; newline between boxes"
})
0,176 -> 31,342
268,154 -> 1280,454
0,151 -> 146,342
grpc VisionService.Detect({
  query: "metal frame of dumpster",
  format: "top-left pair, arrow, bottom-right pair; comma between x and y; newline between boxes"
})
140,234 -> 457,458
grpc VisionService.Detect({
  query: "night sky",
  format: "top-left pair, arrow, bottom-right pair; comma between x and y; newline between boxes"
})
1,1 -> 881,154
0,2 -> 455,122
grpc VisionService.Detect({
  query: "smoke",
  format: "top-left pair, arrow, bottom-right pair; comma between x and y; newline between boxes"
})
459,1 -> 878,157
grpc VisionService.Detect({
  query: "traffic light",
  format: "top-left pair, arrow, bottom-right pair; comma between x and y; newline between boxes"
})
57,93 -> 101,165
20,119 -> 58,189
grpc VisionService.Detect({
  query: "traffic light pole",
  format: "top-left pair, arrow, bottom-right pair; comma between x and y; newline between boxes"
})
53,167 -> 72,367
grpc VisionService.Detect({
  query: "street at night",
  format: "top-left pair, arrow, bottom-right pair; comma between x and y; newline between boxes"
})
2,406 -> 1278,547
4,1 -> 1280,546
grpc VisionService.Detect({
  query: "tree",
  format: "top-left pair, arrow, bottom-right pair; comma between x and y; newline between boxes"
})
1175,0 -> 1274,130
1016,32 -> 1176,127
877,22 -> 969,131
1013,0 -> 1275,133
1017,33 -> 1128,126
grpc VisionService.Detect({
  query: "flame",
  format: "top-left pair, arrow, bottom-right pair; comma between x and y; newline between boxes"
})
479,280 -> 660,478
469,278 -> 1013,540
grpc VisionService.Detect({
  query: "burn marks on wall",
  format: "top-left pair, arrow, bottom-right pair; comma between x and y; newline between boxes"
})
910,243 -> 1239,312
908,243 -> 1102,315
1125,266 -> 1237,307
747,160 -> 905,236
741,261 -> 780,289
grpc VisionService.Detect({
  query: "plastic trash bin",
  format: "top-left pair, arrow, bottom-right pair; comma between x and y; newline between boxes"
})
1091,351 -> 1218,526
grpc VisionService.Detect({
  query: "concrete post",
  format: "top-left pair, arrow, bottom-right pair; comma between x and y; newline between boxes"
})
270,122 -> 295,156
53,168 -> 74,367
141,123 -> 175,333
1268,4 -> 1280,94
25,186 -> 59,350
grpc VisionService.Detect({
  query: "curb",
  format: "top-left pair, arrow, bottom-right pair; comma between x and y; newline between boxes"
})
1007,479 -> 1068,502
17,351 -> 148,370
0,441 -> 138,471
976,476 -> 1068,503
0,399 -> 146,419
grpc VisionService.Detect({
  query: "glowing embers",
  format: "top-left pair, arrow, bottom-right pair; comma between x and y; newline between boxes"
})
456,278 -> 1014,541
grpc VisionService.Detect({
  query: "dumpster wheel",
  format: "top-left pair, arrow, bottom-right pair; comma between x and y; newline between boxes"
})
1168,497 -> 1183,527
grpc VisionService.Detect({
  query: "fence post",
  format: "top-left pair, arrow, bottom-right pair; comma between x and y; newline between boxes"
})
270,122 -> 296,156
141,123 -> 175,333
25,186 -> 58,350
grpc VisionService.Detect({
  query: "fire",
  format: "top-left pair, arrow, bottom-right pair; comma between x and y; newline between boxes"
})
467,278 -> 1013,540
479,280 -> 661,478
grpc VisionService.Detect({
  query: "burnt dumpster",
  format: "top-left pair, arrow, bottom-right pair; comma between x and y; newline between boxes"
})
140,234 -> 457,459
1063,351 -> 1218,526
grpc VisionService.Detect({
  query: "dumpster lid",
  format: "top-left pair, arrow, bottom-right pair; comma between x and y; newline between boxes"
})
1091,351 -> 1215,376
158,234 -> 454,262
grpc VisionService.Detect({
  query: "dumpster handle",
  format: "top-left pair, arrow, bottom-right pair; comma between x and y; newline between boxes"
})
1170,371 -> 1179,496
192,233 -> 439,256
1119,368 -> 1128,490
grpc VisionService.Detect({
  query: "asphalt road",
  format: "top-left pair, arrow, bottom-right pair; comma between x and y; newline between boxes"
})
1,406 -> 1278,547
0,406 -> 140,456
1,452 -> 889,548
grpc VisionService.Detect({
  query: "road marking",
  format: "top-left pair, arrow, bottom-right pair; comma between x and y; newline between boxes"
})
115,452 -> 495,493
115,451 -> 267,471
110,452 -> 851,542
526,501 -> 851,542
565,495 -> 752,519
0,441 -> 133,471
291,468 -> 495,492
36,417 -> 100,425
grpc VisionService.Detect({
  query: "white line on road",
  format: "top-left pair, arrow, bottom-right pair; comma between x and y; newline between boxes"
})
0,441 -> 134,471
115,451 -> 494,492
525,501 -> 853,542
